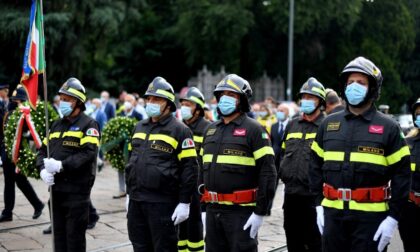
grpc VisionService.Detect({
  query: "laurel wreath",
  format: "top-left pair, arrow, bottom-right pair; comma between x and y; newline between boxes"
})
101,116 -> 138,172
4,102 -> 59,179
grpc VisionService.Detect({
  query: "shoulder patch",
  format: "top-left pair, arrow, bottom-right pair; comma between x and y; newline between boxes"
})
182,138 -> 195,149
86,128 -> 99,137
262,132 -> 269,139
327,122 -> 340,131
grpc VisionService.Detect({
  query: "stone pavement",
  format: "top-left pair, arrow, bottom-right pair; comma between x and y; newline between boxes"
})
0,164 -> 403,251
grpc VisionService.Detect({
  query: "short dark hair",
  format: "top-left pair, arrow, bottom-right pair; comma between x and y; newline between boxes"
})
326,89 -> 340,105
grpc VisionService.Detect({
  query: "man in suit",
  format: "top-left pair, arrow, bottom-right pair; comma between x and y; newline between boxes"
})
100,91 -> 115,121
271,103 -> 290,171
119,94 -> 143,121
90,98 -> 108,131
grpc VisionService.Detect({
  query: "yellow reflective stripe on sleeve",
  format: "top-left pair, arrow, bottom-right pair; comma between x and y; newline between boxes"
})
62,131 -> 83,138
305,133 -> 317,139
193,135 -> 203,143
132,132 -> 146,140
349,201 -> 389,212
350,152 -> 387,166
216,155 -> 256,166
68,88 -> 86,102
386,146 -> 410,166
49,132 -> 61,139
253,146 -> 274,160
128,143 -> 132,151
178,148 -> 197,160
203,154 -> 213,163
281,141 -> 286,150
156,89 -> 175,102
321,198 -> 344,209
149,134 -> 178,149
190,96 -> 205,108
80,136 -> 99,146
411,163 -> 416,172
187,240 -> 205,249
200,148 -> 204,156
178,240 -> 187,246
311,141 -> 324,158
286,132 -> 303,140
324,151 -> 345,161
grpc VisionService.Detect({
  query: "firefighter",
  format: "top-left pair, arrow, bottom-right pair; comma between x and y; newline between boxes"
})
126,77 -> 198,252
199,74 -> 277,252
399,98 -> 420,252
178,87 -> 210,252
279,77 -> 326,252
310,57 -> 411,252
37,78 -> 100,252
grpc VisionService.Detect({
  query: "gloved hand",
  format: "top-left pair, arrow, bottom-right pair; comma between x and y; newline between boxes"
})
171,203 -> 190,225
44,158 -> 62,174
125,195 -> 130,212
201,212 -> 206,232
316,206 -> 324,235
0,157 -> 3,166
40,169 -> 55,186
373,216 -> 398,252
243,213 -> 264,239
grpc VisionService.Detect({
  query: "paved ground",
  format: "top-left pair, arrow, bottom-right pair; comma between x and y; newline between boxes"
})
0,164 -> 403,251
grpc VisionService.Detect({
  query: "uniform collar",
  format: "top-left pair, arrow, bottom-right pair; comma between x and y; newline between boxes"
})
185,116 -> 204,129
142,113 -> 173,126
299,111 -> 325,126
216,113 -> 246,126
344,105 -> 376,121
64,112 -> 84,124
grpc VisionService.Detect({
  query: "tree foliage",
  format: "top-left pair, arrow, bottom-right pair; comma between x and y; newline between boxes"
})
0,0 -> 419,112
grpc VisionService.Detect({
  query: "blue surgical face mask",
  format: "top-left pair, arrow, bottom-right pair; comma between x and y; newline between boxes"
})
300,99 -> 316,114
218,95 -> 237,116
181,106 -> 193,120
345,82 -> 368,106
276,111 -> 285,121
59,101 -> 73,117
145,103 -> 162,117
415,115 -> 420,128
259,111 -> 268,118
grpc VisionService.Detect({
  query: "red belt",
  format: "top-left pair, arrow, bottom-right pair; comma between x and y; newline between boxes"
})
201,189 -> 257,204
323,183 -> 390,203
409,191 -> 420,207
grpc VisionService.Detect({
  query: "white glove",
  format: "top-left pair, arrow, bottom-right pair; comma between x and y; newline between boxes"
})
373,216 -> 398,252
125,195 -> 130,212
316,206 -> 324,235
201,212 -> 206,232
243,213 -> 264,239
40,169 -> 55,186
0,157 -> 3,166
44,158 -> 62,174
171,203 -> 190,225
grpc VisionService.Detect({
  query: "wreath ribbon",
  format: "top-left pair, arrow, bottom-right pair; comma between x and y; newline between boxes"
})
11,106 -> 42,164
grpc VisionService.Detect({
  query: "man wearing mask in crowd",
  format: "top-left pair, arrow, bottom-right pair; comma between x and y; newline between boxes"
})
256,104 -> 277,134
279,77 -> 326,252
271,103 -> 290,171
325,88 -> 345,115
120,94 -> 143,121
100,91 -> 115,121
90,98 -> 107,131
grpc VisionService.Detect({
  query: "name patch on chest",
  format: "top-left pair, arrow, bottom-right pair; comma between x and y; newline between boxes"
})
358,146 -> 384,155
63,141 -> 80,147
223,149 -> 246,156
327,122 -> 340,131
233,128 -> 247,136
151,143 -> 173,153
206,128 -> 216,136
369,125 -> 384,134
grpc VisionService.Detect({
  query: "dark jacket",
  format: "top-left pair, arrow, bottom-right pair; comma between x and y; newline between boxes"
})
126,114 -> 198,203
406,133 -> 420,194
119,109 -> 143,121
36,113 -> 100,194
279,113 -> 325,196
310,106 -> 411,220
200,113 -> 277,215
271,119 -> 288,170
102,102 -> 115,121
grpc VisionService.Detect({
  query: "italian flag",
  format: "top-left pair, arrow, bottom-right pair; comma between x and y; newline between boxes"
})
21,0 -> 45,109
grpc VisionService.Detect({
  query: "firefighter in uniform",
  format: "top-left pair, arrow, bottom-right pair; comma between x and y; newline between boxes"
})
178,87 -> 210,252
126,77 -> 198,252
37,78 -> 100,252
279,77 -> 325,252
399,98 -> 420,252
199,74 -> 277,252
309,57 -> 411,252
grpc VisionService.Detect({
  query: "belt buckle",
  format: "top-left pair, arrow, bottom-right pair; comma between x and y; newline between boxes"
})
208,191 -> 218,203
338,188 -> 351,201
383,187 -> 391,200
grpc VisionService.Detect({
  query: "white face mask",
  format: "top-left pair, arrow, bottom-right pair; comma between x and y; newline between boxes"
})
124,101 -> 133,110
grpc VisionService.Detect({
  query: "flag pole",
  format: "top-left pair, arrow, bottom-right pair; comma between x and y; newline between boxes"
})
39,0 -> 55,251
